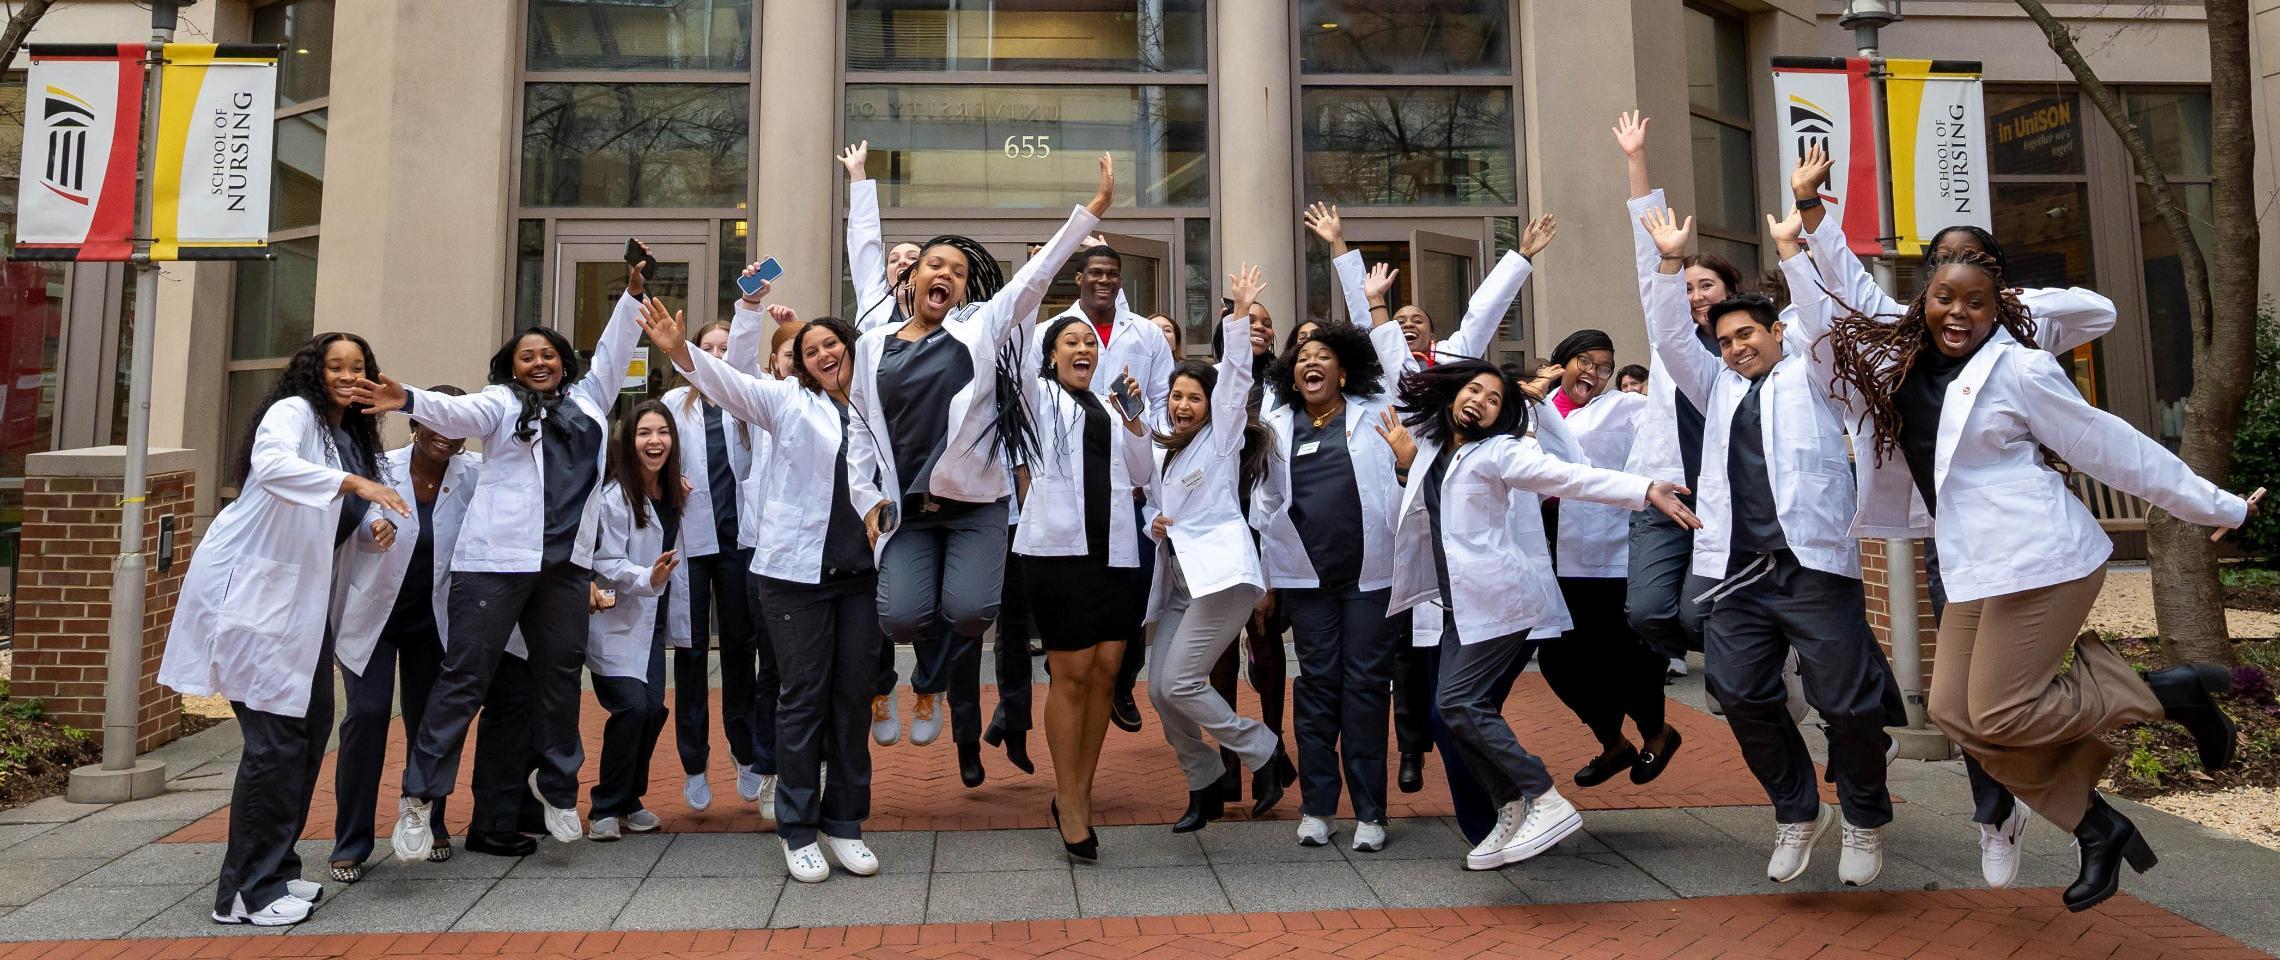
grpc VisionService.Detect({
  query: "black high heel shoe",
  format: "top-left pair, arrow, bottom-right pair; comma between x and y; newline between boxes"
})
1172,784 -> 1225,833
983,718 -> 1035,774
2142,664 -> 2238,771
1052,799 -> 1098,863
958,741 -> 987,788
1249,744 -> 1297,818
2065,793 -> 2157,912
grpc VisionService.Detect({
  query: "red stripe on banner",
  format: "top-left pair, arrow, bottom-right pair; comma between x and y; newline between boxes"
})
1843,57 -> 1882,257
76,43 -> 144,262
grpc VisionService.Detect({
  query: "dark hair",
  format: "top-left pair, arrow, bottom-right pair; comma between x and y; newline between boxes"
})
1681,253 -> 1745,298
1926,224 -> 2007,277
1149,313 -> 1183,353
1705,295 -> 1781,338
1616,363 -> 1650,387
1397,358 -> 1533,445
408,384 -> 467,444
790,316 -> 861,394
607,399 -> 686,530
899,234 -> 1040,465
234,332 -> 384,486
1266,321 -> 1384,411
1076,245 -> 1121,271
1824,249 -> 2038,464
1757,269 -> 1792,312
1035,314 -> 1096,380
1548,329 -> 1615,366
1281,317 -> 1327,355
1156,360 -> 1276,502
1210,299 -> 1271,361
487,326 -> 586,443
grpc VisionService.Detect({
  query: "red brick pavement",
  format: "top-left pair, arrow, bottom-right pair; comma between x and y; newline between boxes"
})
0,893 -> 2264,960
167,676 -> 1842,842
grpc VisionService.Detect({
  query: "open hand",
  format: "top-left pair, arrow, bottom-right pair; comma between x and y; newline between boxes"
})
1646,481 -> 1700,529
348,373 -> 408,414
1519,214 -> 1558,259
1792,140 -> 1833,202
348,475 -> 411,518
838,140 -> 869,181
1362,262 -> 1399,304
1374,408 -> 1416,472
1228,263 -> 1267,320
1641,207 -> 1694,260
1303,201 -> 1344,250
636,296 -> 692,369
1086,153 -> 1116,216
1612,110 -> 1650,157
649,550 -> 679,590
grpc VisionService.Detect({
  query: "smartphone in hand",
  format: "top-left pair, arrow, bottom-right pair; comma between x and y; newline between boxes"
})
737,257 -> 784,298
1112,375 -> 1144,420
624,238 -> 658,279
877,501 -> 900,537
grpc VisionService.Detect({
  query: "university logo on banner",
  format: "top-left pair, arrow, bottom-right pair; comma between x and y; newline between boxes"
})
11,45 -> 146,261
1885,60 -> 1991,257
153,44 -> 280,260
1771,57 -> 1881,257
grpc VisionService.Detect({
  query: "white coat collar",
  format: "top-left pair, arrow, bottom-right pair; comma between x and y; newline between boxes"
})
1930,340 -> 2009,496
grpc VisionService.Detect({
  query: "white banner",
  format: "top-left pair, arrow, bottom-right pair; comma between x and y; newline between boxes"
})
154,44 -> 279,259
12,46 -> 144,261
1886,61 -> 1991,257
1771,57 -> 1883,257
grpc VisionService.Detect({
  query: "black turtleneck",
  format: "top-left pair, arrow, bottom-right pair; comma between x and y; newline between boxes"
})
1894,334 -> 1981,516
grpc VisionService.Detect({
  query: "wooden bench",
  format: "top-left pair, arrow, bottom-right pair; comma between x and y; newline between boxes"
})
2070,472 -> 2150,533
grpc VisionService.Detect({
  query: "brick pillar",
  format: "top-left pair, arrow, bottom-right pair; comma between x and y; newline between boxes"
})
1861,538 -> 1938,695
10,446 -> 198,754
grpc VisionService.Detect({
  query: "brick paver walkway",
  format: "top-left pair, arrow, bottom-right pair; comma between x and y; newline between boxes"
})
0,892 -> 2263,959
167,676 -> 1839,842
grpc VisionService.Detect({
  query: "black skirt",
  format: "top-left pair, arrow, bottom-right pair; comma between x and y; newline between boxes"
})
1021,553 -> 1146,652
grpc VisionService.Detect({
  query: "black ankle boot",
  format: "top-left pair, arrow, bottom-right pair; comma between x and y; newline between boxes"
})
1250,745 -> 1298,818
958,741 -> 986,788
1172,785 -> 1224,833
2142,664 -> 2237,771
465,830 -> 537,858
983,719 -> 1035,774
1397,752 -> 1424,794
2065,794 -> 2157,912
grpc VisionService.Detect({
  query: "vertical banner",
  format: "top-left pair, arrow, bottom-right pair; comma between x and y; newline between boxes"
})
10,45 -> 147,262
1771,57 -> 1882,257
153,44 -> 279,260
1885,60 -> 1990,257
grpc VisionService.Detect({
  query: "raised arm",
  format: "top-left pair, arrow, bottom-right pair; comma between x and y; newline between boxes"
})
973,154 -> 1113,351
2012,350 -> 2248,531
1330,249 -> 1374,330
1641,209 -> 1723,408
725,271 -> 771,376
842,142 -> 898,333
571,288 -> 649,413
675,340 -> 798,434
396,384 -> 510,442
1488,435 -> 1649,509
1213,265 -> 1266,456
2016,286 -> 2117,356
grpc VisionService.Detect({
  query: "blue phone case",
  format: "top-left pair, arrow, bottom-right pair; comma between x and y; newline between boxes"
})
738,258 -> 783,297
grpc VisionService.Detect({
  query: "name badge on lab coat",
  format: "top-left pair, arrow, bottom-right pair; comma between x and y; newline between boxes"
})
1179,470 -> 1205,491
1296,440 -> 1321,457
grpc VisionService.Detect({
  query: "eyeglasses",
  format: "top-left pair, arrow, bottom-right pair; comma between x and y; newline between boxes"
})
1578,362 -> 1615,378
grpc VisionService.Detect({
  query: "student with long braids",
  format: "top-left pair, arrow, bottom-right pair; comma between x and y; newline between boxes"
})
162,332 -> 409,926
584,400 -> 687,840
846,155 -> 1115,789
1787,219 -> 2257,914
328,386 -> 480,881
1382,357 -> 1696,871
646,299 -> 891,882
352,252 -> 654,860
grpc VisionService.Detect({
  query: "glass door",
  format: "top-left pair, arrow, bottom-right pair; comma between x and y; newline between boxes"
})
552,234 -> 715,412
1409,229 -> 1481,347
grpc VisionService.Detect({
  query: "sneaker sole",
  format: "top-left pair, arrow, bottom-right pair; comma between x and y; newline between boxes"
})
587,832 -> 622,842
1842,857 -> 1884,886
1500,811 -> 1583,865
909,726 -> 942,746
211,911 -> 306,927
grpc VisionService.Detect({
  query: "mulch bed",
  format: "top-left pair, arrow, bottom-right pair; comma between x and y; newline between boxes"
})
2101,637 -> 2280,799
0,698 -> 100,810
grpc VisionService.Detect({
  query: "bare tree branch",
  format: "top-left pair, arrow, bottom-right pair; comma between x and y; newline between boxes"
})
0,0 -> 61,78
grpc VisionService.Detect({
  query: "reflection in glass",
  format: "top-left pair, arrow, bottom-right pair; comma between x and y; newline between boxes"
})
575,259 -> 690,405
514,220 -> 545,332
2141,182 -> 2211,443
847,1 -> 1205,73
273,110 -> 326,231
1986,91 -> 2084,176
527,0 -> 753,71
719,218 -> 750,323
1302,88 -> 1516,207
846,85 -> 1207,208
231,237 -> 320,362
1691,115 -> 1756,237
253,0 -> 334,108
1684,5 -> 1750,118
223,368 -> 285,491
2126,91 -> 2213,179
1298,1 -> 1508,75
1413,245 -> 1472,346
0,259 -> 65,568
1182,218 -> 1211,354
522,84 -> 750,207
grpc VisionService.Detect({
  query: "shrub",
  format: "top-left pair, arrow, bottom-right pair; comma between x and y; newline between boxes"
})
2228,303 -> 2280,558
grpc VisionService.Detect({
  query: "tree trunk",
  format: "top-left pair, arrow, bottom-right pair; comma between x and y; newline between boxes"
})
0,0 -> 61,78
2014,0 -> 2255,665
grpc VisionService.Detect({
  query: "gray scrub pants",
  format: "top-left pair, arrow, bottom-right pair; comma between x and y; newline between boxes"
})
1626,507 -> 1708,655
1433,617 -> 1554,809
1147,563 -> 1280,791
878,503 -> 1007,745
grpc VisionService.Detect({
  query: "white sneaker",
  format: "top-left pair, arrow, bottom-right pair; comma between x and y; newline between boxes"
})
737,763 -> 765,802
1465,801 -> 1528,870
285,879 -> 323,904
1667,657 -> 1688,678
390,795 -> 433,862
758,774 -> 779,821
1979,805 -> 2030,888
821,835 -> 880,876
684,773 -> 713,812
784,841 -> 831,883
625,809 -> 662,833
212,892 -> 311,927
909,693 -> 943,745
1492,789 -> 1582,867
1296,814 -> 1333,847
1838,820 -> 1883,886
1767,805 -> 1837,883
528,772 -> 583,843
871,695 -> 902,746
587,816 -> 623,842
1352,821 -> 1388,853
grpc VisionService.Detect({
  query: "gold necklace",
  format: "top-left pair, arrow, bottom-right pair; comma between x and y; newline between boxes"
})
1309,401 -> 1344,430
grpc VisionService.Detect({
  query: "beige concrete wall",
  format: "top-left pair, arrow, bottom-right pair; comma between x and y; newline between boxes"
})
1812,2 -> 2212,84
1214,0 -> 1298,333
2255,1 -> 2280,314
755,0 -> 840,321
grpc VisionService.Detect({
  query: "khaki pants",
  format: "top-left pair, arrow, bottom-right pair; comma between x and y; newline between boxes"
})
1927,567 -> 2161,830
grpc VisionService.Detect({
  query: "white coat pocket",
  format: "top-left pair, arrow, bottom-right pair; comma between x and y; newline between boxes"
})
219,555 -> 303,638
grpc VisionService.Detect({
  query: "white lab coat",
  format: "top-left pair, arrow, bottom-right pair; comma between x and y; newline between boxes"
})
1544,389 -> 1649,578
1255,319 -> 1414,592
587,481 -> 691,680
331,447 -> 482,676
674,345 -> 860,584
1387,431 -> 1650,645
1402,250 -> 1535,375
160,397 -> 356,719
1145,311 -> 1281,618
845,178 -> 905,333
1033,303 -> 1176,432
1014,376 -> 1155,566
846,201 -> 1103,549
662,298 -> 768,558
400,292 -> 643,573
1644,258 -> 1861,581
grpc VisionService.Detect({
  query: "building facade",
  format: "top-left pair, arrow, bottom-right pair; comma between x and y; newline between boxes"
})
0,0 -> 2273,551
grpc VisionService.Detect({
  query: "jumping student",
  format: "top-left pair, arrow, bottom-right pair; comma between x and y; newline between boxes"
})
1384,356 -> 1696,872
1147,264 -> 1297,833
354,249 -> 654,860
464,633 -> 543,858
645,299 -> 890,883
162,332 -> 409,926
584,399 -> 688,841
328,388 -> 480,881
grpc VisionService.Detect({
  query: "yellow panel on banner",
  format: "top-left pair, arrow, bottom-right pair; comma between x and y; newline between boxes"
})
1884,59 -> 1991,258
153,43 -> 280,261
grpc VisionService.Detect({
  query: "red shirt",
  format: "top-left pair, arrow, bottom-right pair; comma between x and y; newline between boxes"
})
1552,386 -> 1582,419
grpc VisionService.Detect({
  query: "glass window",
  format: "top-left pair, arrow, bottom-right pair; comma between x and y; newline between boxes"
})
0,262 -> 66,568
1181,217 -> 1210,353
521,83 -> 751,207
847,1 -> 1205,73
1690,115 -> 1756,238
1684,5 -> 1750,118
718,217 -> 749,321
1987,90 -> 2084,176
221,368 -> 284,490
2125,91 -> 2212,179
1301,87 -> 1517,206
252,0 -> 334,108
273,110 -> 326,231
846,84 -> 1207,208
527,0 -> 753,71
514,219 -> 545,331
1298,1 -> 1510,75
231,237 -> 321,361
2140,182 -> 2212,444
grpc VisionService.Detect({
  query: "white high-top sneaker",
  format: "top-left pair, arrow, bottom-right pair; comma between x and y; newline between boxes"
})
1767,805 -> 1837,883
285,879 -> 324,904
1838,820 -> 1884,886
1465,800 -> 1527,871
529,772 -> 583,843
1352,821 -> 1388,853
1979,805 -> 2030,888
1493,789 -> 1582,866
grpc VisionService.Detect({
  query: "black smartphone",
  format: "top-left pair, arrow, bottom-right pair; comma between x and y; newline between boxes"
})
877,501 -> 900,536
1112,376 -> 1144,420
623,238 -> 658,280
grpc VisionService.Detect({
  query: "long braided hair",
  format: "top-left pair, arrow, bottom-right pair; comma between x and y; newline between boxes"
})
1822,248 -> 2038,465
894,234 -> 1041,465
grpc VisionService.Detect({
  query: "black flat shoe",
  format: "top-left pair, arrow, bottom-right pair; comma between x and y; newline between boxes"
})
1574,746 -> 1638,788
983,719 -> 1037,774
464,830 -> 537,858
1172,785 -> 1224,833
1397,752 -> 1424,794
1111,689 -> 1144,733
2142,664 -> 2238,771
2065,793 -> 2157,912
958,741 -> 986,788
1631,728 -> 1684,785
1250,745 -> 1297,818
1052,799 -> 1098,862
